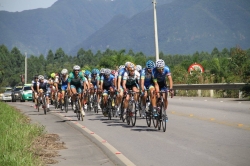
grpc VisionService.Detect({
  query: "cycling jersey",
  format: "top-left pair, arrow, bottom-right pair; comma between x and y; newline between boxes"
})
60,75 -> 68,91
100,74 -> 114,89
68,71 -> 86,87
37,79 -> 49,92
31,80 -> 38,92
152,66 -> 171,90
123,71 -> 140,89
89,74 -> 100,88
140,68 -> 154,89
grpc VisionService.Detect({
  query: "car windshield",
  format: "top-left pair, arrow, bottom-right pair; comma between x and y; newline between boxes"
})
24,87 -> 31,91
14,88 -> 23,91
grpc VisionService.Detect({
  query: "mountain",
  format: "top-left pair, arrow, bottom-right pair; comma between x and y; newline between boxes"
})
71,0 -> 250,55
0,0 -> 172,55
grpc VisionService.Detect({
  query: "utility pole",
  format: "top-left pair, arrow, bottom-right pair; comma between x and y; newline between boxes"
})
153,0 -> 159,61
25,52 -> 27,84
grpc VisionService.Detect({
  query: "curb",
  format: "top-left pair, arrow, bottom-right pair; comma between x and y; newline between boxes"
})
52,111 -> 135,166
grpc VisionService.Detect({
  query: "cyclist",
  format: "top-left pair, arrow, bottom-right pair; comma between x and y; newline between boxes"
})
122,63 -> 140,116
116,63 -> 130,115
31,75 -> 39,108
140,60 -> 156,118
152,59 -> 174,118
37,75 -> 51,112
59,69 -> 69,110
50,72 -> 59,105
100,69 -> 115,116
67,65 -> 87,116
89,69 -> 101,109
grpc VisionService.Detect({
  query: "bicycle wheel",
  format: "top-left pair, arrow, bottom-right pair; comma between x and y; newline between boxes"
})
54,93 -> 58,109
152,115 -> 158,128
93,94 -> 98,113
129,101 -> 136,126
161,104 -> 167,132
126,111 -> 130,125
78,99 -> 84,121
43,96 -> 47,115
157,104 -> 162,130
120,98 -> 125,122
64,95 -> 69,113
107,98 -> 112,120
145,111 -> 151,127
75,101 -> 80,120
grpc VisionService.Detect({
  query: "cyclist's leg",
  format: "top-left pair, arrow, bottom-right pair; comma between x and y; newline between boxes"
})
45,91 -> 50,111
77,87 -> 85,116
70,85 -> 77,110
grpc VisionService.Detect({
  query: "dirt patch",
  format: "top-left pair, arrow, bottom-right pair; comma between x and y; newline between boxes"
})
31,133 -> 67,165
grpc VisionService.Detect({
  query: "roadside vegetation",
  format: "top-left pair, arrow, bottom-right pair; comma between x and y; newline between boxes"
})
0,102 -> 65,165
0,44 -> 249,97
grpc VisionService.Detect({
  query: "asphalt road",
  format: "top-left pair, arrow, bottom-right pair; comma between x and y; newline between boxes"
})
8,97 -> 250,166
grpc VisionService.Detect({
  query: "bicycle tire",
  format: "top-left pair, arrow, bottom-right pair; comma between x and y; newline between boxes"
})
130,101 -> 136,126
79,99 -> 84,121
64,95 -> 69,113
93,94 -> 98,113
75,101 -> 80,120
145,112 -> 151,127
120,98 -> 125,122
107,98 -> 112,120
152,115 -> 158,128
43,96 -> 47,115
161,107 -> 167,132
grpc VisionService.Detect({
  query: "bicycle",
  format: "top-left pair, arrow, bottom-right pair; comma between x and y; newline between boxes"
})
63,91 -> 69,113
153,90 -> 173,132
101,90 -> 116,120
73,93 -> 83,121
91,88 -> 99,114
124,90 -> 138,126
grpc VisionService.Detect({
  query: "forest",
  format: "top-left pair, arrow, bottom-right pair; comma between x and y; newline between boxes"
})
0,45 -> 249,97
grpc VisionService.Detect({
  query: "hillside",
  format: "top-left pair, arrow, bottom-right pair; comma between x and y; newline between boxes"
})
0,0 -> 172,55
72,0 -> 250,55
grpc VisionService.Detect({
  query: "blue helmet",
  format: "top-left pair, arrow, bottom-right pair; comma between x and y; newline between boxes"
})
146,60 -> 155,69
85,70 -> 91,76
91,69 -> 99,75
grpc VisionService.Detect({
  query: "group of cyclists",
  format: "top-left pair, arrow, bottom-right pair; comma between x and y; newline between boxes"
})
30,58 -> 174,121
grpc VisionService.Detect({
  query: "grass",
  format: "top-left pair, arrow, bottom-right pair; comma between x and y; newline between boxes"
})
0,102 -> 45,166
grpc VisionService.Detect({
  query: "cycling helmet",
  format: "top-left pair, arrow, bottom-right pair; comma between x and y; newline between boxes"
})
38,75 -> 44,80
111,70 -> 116,75
51,73 -> 55,78
104,69 -> 111,75
39,75 -> 44,80
91,69 -> 98,75
119,65 -> 125,70
125,62 -> 131,67
96,69 -> 100,74
61,69 -> 68,75
100,68 -> 105,74
136,65 -> 142,72
73,65 -> 80,71
156,59 -> 165,68
146,60 -> 155,69
85,70 -> 91,76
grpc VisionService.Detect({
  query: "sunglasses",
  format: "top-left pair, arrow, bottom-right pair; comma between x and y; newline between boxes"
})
157,68 -> 164,71
74,70 -> 80,71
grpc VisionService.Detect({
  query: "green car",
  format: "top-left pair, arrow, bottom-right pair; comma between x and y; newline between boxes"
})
20,85 -> 33,102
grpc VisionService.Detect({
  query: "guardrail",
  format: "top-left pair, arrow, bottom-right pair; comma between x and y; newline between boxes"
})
174,83 -> 248,98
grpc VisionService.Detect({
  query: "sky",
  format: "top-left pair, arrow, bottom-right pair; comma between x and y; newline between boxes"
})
0,0 -> 58,12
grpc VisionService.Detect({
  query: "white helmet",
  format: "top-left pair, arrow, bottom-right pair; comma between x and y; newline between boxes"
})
136,65 -> 142,72
156,59 -> 165,68
38,75 -> 44,80
73,65 -> 80,70
125,62 -> 131,67
104,69 -> 111,75
119,65 -> 125,70
100,68 -> 105,74
61,69 -> 68,74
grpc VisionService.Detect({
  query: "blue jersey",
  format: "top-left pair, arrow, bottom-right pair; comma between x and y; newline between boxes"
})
101,75 -> 114,87
152,66 -> 171,83
140,68 -> 154,87
89,74 -> 100,86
